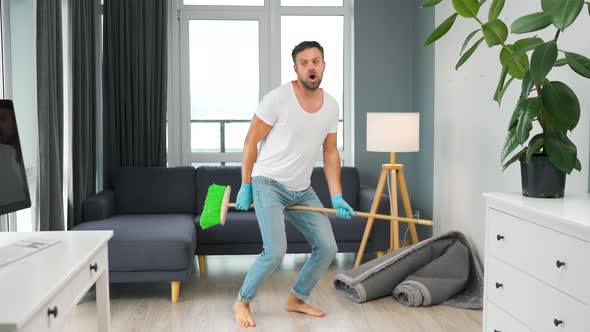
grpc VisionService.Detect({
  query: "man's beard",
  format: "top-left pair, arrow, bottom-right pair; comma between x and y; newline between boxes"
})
300,77 -> 322,91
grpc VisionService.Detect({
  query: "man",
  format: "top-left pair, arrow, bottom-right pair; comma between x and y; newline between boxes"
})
233,41 -> 355,328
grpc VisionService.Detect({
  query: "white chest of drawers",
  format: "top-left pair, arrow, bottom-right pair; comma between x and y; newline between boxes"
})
0,231 -> 113,332
483,193 -> 590,332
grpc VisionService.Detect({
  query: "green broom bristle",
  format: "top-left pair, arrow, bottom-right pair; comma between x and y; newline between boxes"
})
200,184 -> 227,230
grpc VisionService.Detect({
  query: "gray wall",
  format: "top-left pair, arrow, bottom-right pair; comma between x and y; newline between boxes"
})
412,5 -> 435,235
354,1 -> 434,239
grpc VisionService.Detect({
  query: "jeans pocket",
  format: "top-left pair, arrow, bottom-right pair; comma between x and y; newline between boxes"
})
252,176 -> 279,186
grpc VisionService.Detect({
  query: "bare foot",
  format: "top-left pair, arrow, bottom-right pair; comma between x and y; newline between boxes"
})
234,300 -> 256,328
284,294 -> 326,317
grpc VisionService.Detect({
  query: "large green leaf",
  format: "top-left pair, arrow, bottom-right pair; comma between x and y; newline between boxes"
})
520,71 -> 534,98
500,45 -> 529,79
508,97 -> 525,129
452,0 -> 480,18
545,132 -> 578,173
502,147 -> 526,171
516,97 -> 541,143
422,0 -> 445,7
554,58 -> 568,66
541,81 -> 581,131
489,0 -> 505,20
456,37 -> 485,69
493,65 -> 509,103
511,12 -> 553,34
495,76 -> 515,105
479,0 -> 487,5
541,0 -> 561,12
530,41 -> 557,84
587,2 -> 590,15
526,134 -> 545,161
508,37 -> 545,60
483,19 -> 509,47
460,29 -> 482,55
424,13 -> 459,46
547,0 -> 584,30
565,52 -> 590,78
501,126 -> 520,162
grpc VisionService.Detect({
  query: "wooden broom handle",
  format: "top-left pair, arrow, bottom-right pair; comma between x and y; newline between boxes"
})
227,203 -> 432,226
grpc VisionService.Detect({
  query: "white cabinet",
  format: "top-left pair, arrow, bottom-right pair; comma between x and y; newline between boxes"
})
0,231 -> 112,332
483,193 -> 590,332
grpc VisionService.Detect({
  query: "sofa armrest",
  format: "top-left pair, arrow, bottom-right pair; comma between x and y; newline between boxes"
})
82,189 -> 115,222
359,186 -> 390,215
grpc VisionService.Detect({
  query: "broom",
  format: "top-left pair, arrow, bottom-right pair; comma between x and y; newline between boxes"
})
199,184 -> 433,230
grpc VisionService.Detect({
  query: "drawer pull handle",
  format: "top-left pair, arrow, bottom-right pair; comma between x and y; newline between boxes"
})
495,282 -> 503,289
47,306 -> 58,318
494,330 -> 501,332
496,234 -> 504,241
556,260 -> 566,268
90,263 -> 98,272
554,319 -> 563,326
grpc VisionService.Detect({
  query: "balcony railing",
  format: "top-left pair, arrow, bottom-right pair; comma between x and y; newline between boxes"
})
189,118 -> 344,167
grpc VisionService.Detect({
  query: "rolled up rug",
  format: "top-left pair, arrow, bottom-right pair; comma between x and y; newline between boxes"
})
393,240 -> 470,307
333,231 -> 483,309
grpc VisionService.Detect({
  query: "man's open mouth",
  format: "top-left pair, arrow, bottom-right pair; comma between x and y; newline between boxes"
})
309,74 -> 316,80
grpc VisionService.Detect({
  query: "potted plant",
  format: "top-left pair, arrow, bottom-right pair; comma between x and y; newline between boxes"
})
422,0 -> 590,198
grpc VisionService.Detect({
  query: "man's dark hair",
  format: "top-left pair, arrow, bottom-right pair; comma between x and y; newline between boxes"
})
291,41 -> 324,63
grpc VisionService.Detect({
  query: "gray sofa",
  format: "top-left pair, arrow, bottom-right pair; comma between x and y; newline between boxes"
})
73,166 -> 390,303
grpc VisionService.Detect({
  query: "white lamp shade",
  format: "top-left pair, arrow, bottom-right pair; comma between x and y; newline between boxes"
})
366,112 -> 420,152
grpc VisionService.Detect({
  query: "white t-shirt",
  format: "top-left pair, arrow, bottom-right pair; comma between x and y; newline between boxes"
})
251,82 -> 339,191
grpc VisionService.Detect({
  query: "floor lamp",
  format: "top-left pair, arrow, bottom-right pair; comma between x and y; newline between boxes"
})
355,112 -> 422,268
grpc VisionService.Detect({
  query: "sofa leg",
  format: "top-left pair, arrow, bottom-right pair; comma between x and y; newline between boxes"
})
171,281 -> 180,304
198,255 -> 206,274
376,251 -> 385,257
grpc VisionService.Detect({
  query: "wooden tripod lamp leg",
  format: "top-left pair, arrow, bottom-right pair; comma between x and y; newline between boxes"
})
397,168 -> 419,244
389,168 -> 400,252
354,167 -> 389,268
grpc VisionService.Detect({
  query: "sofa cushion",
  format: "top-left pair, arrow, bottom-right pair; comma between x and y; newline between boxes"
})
310,167 -> 359,210
283,215 -> 389,243
197,212 -> 260,244
195,166 -> 242,215
73,214 -> 196,271
112,167 -> 196,214
195,166 -> 360,214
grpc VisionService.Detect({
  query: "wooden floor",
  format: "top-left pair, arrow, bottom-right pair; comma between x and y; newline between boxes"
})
63,253 -> 482,332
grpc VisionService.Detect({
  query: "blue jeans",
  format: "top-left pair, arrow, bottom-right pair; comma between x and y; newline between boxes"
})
237,176 -> 338,303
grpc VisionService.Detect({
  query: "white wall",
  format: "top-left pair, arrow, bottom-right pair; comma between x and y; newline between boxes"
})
433,1 -> 590,259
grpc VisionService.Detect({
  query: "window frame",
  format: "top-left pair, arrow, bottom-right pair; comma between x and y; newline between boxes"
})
169,0 -> 354,167
0,0 -> 10,231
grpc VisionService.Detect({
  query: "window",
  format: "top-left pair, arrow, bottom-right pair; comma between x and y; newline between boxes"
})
280,15 -> 344,148
184,0 -> 264,5
188,20 -> 259,153
0,0 -> 6,232
281,0 -> 343,6
171,0 -> 353,167
3,0 -> 38,232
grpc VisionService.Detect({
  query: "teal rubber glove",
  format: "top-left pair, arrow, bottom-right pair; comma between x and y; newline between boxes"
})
331,194 -> 355,219
235,183 -> 253,210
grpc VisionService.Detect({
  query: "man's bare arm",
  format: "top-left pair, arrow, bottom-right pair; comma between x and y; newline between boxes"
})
322,133 -> 342,197
241,115 -> 273,184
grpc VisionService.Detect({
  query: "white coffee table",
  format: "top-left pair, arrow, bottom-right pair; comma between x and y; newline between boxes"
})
0,231 -> 113,332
